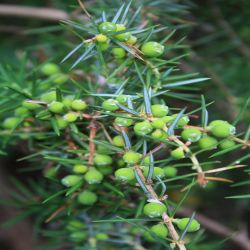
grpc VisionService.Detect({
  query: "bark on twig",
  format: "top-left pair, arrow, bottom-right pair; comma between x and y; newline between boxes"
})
0,4 -> 69,21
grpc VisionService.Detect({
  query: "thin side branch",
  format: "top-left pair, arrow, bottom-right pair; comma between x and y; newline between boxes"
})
133,166 -> 186,250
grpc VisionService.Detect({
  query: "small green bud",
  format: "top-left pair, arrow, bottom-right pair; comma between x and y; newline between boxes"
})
40,91 -> 57,103
181,128 -> 202,142
151,129 -> 164,139
151,104 -> 169,118
134,121 -> 153,136
95,233 -> 109,240
198,136 -> 218,149
99,22 -> 116,34
84,168 -> 103,184
126,35 -> 137,45
123,151 -> 142,165
112,47 -> 126,59
142,155 -> 150,166
143,202 -> 167,218
41,62 -> 60,75
48,101 -> 64,113
94,154 -> 112,166
115,32 -> 132,42
171,147 -> 185,159
44,167 -> 58,179
117,159 -> 126,167
62,96 -> 74,108
113,135 -> 125,147
102,99 -> 119,111
151,119 -> 166,129
56,117 -> 68,129
210,121 -> 236,138
141,41 -> 164,58
71,100 -> 87,111
171,114 -> 190,127
115,117 -> 134,127
163,166 -> 177,178
150,223 -> 168,238
95,34 -> 108,43
61,175 -> 82,187
162,115 -> 173,124
73,164 -> 88,174
78,190 -> 97,205
98,41 -> 110,51
15,107 -> 30,117
115,168 -> 135,182
115,24 -> 126,31
219,139 -> 236,149
66,220 -> 85,231
175,218 -> 200,232
143,166 -> 165,179
114,24 -> 131,42
3,117 -> 20,129
115,95 -> 129,105
70,231 -> 87,242
52,73 -> 68,85
63,112 -> 78,122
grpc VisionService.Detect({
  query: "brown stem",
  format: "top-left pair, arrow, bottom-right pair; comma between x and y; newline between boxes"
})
133,166 -> 186,250
169,135 -> 207,187
88,121 -> 98,165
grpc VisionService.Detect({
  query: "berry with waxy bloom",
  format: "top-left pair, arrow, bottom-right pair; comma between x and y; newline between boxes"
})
71,100 -> 87,111
171,147 -> 185,159
115,168 -> 135,182
61,175 -> 82,187
94,154 -> 113,166
143,202 -> 167,218
150,223 -> 168,238
198,136 -> 218,149
112,135 -> 125,147
181,128 -> 202,142
73,164 -> 88,174
123,151 -> 142,165
151,104 -> 169,118
112,47 -> 126,59
134,121 -> 153,136
95,34 -> 108,43
209,120 -> 236,138
163,166 -> 177,177
102,99 -> 119,111
63,112 -> 78,122
141,41 -> 165,58
174,218 -> 200,232
219,139 -> 236,149
3,117 -> 21,129
48,101 -> 64,113
115,117 -> 134,127
84,168 -> 104,184
99,22 -> 116,34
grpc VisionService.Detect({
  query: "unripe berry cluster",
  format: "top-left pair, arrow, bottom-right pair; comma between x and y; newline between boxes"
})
2,5 -> 248,250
